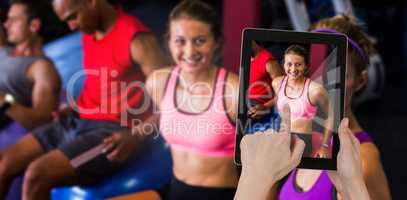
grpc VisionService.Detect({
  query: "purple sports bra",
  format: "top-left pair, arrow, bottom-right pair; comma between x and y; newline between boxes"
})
279,132 -> 373,200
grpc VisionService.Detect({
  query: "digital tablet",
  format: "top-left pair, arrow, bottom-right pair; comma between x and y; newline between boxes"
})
235,28 -> 347,170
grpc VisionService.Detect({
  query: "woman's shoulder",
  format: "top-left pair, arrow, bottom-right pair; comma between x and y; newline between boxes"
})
308,80 -> 327,97
146,66 -> 177,85
145,66 -> 176,102
150,66 -> 176,78
272,75 -> 285,89
222,69 -> 239,85
308,79 -> 324,90
360,141 -> 380,158
273,75 -> 285,83
353,131 -> 380,163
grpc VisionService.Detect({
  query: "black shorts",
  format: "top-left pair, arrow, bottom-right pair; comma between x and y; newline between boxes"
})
156,177 -> 236,200
292,132 -> 312,157
31,113 -> 127,184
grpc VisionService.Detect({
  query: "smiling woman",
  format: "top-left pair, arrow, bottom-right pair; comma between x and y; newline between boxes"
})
272,44 -> 331,158
109,1 -> 240,200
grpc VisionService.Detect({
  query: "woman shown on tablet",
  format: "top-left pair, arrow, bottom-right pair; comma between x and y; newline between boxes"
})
272,45 -> 332,158
276,15 -> 391,200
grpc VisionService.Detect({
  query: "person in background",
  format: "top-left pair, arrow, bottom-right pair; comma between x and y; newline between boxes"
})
234,105 -> 371,200
110,0 -> 240,199
0,0 -> 166,199
271,44 -> 332,158
247,40 -> 283,133
275,14 -> 391,200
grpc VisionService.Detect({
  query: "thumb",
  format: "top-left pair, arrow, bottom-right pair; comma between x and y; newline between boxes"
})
279,104 -> 291,134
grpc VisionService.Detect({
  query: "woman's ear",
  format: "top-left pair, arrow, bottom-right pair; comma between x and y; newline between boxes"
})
29,18 -> 41,34
355,69 -> 368,92
304,65 -> 309,76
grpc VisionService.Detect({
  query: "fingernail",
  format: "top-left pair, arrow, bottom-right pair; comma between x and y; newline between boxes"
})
101,148 -> 106,154
344,118 -> 349,127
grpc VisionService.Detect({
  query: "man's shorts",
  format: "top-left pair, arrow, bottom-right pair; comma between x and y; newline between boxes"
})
32,113 -> 127,184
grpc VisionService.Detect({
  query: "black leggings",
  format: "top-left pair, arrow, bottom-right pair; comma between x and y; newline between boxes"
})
292,132 -> 313,157
157,177 -> 236,200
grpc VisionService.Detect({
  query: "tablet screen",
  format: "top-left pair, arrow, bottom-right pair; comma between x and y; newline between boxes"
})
235,28 -> 347,170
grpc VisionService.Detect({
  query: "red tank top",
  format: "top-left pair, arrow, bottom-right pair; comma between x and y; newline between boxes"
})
249,49 -> 275,104
77,9 -> 151,125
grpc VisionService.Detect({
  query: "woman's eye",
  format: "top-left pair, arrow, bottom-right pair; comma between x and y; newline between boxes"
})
194,37 -> 207,45
174,38 -> 184,45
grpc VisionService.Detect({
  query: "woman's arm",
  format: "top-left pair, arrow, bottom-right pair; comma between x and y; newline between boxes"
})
309,82 -> 333,157
360,143 -> 391,200
265,59 -> 284,80
224,72 -> 240,123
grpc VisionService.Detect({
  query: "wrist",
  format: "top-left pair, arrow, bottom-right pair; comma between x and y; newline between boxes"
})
236,169 -> 276,200
241,167 -> 277,190
132,123 -> 154,136
342,177 -> 370,200
0,93 -> 15,113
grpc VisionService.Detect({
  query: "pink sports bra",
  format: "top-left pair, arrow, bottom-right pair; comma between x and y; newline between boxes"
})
277,76 -> 317,121
159,67 -> 236,157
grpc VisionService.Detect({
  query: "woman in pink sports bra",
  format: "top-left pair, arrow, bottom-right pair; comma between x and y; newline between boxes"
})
274,15 -> 391,200
272,45 -> 332,158
111,1 -> 239,200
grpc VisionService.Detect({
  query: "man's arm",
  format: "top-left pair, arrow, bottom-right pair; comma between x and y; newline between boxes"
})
130,32 -> 168,77
265,60 -> 283,80
4,59 -> 61,129
103,68 -> 172,162
102,113 -> 160,162
103,32 -> 169,162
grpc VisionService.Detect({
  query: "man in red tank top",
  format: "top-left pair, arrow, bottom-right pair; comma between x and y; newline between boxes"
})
0,0 -> 167,199
247,41 -> 283,133
248,41 -> 283,116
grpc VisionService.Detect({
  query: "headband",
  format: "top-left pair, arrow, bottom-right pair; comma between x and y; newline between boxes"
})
312,28 -> 368,62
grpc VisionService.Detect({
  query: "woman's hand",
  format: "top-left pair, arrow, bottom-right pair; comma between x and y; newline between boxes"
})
327,118 -> 370,200
235,105 -> 305,200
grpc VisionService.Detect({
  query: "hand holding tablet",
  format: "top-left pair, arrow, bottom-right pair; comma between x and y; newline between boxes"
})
239,105 -> 305,186
235,117 -> 370,200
